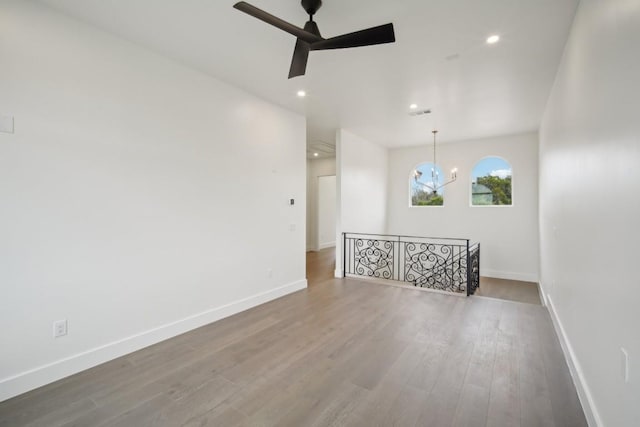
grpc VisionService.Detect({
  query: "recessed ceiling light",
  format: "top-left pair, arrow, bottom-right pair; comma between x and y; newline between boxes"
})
486,35 -> 500,44
297,90 -> 306,98
313,152 -> 319,157
409,103 -> 418,110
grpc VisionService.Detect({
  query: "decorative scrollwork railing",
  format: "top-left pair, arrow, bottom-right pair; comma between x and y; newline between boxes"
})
353,238 -> 394,279
342,233 -> 480,296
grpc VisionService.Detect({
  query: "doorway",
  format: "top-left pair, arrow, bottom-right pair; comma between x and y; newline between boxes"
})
317,175 -> 336,250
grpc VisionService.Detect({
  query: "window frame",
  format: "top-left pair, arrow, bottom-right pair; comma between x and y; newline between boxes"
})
409,161 -> 446,208
469,156 -> 514,208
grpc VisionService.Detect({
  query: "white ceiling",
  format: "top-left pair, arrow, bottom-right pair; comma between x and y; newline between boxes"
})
37,0 -> 578,148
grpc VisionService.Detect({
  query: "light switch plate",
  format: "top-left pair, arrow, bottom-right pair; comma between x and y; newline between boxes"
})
0,115 -> 15,134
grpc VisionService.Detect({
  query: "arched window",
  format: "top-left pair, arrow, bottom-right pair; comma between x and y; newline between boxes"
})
471,157 -> 512,206
410,162 -> 444,206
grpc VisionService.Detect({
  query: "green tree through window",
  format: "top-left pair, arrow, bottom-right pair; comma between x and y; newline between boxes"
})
411,162 -> 444,206
471,157 -> 512,206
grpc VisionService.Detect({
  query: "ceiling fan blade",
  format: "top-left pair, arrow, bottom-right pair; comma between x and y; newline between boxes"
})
310,23 -> 395,50
289,39 -> 310,79
233,2 -> 323,44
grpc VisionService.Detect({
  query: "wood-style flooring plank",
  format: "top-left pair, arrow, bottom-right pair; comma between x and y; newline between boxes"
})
415,337 -> 476,427
486,333 -> 520,427
516,305 -> 557,427
452,383 -> 490,427
535,310 -> 588,427
182,403 -> 248,427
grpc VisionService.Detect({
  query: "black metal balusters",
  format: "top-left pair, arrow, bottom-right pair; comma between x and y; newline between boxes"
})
342,233 -> 480,296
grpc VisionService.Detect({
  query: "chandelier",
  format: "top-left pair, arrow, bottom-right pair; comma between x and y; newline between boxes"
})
413,130 -> 457,194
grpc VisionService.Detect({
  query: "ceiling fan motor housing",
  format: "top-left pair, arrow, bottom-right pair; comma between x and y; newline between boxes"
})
301,0 -> 322,16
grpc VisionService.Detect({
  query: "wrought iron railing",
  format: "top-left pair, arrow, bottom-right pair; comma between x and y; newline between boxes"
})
342,233 -> 480,296
467,243 -> 480,295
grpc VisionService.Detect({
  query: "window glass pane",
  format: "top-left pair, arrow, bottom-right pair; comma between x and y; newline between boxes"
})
411,162 -> 444,206
471,157 -> 512,205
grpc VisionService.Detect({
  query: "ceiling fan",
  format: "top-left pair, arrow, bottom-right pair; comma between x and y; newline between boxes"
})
233,0 -> 396,79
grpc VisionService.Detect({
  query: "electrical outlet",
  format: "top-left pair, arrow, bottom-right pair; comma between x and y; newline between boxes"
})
53,319 -> 68,338
267,268 -> 273,278
621,348 -> 630,383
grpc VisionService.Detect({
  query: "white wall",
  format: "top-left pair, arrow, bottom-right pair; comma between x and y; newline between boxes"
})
0,1 -> 306,402
306,157 -> 336,251
335,129 -> 388,276
386,132 -> 539,282
539,0 -> 640,425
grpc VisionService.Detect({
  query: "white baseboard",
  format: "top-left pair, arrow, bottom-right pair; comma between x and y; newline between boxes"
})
317,241 -> 335,250
334,269 -> 343,278
481,268 -> 538,283
537,280 -> 548,307
0,279 -> 307,403
546,294 -> 602,427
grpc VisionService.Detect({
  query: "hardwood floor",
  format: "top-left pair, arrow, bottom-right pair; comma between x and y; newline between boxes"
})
306,248 -> 336,285
0,248 -> 586,426
475,277 -> 542,305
